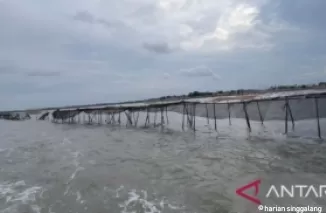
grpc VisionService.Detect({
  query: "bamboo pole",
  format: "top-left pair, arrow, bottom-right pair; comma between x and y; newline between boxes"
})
154,109 -> 157,126
256,101 -> 264,125
185,104 -> 192,127
243,102 -> 251,132
112,113 -> 116,124
213,103 -> 217,131
284,98 -> 288,134
227,103 -> 231,125
160,107 -> 164,126
185,104 -> 189,126
287,101 -> 295,131
315,97 -> 321,138
205,103 -> 209,124
125,111 -> 132,126
182,103 -> 185,130
145,108 -> 149,127
193,103 -> 196,131
135,111 -> 139,127
165,106 -> 169,124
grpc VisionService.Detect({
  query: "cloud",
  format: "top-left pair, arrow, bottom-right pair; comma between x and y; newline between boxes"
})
1,0 -> 326,109
163,72 -> 171,79
72,11 -> 123,31
73,11 -> 94,23
143,41 -> 174,54
180,66 -> 220,80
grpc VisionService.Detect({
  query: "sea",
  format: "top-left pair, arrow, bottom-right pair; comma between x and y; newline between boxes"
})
1,110 -> 326,213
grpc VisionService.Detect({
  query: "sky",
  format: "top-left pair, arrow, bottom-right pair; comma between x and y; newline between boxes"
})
1,0 -> 326,110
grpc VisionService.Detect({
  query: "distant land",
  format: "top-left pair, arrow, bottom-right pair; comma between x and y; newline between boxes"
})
3,82 -> 326,113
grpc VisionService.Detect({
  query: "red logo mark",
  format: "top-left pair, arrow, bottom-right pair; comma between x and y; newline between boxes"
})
236,179 -> 261,205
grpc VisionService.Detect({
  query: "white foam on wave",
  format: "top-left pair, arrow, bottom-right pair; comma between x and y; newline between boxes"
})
76,191 -> 85,204
66,151 -> 84,183
64,185 -> 70,196
0,148 -> 13,158
31,204 -> 41,213
117,187 -> 185,213
0,181 -> 43,213
62,137 -> 72,145
69,166 -> 85,181
70,151 -> 83,166
48,206 -> 55,213
115,185 -> 124,198
8,186 -> 42,203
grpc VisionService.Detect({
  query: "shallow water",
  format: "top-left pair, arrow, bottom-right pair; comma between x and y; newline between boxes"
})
1,114 -> 326,213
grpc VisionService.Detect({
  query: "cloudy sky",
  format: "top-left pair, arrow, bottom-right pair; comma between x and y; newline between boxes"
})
1,0 -> 326,110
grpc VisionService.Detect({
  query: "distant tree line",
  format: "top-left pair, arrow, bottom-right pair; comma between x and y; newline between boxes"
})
156,81 -> 326,100
268,82 -> 326,90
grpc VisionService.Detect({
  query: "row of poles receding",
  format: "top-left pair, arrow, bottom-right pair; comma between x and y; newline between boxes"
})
40,97 -> 323,139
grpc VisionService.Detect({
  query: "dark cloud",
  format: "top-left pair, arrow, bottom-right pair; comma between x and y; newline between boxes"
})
73,11 -> 124,31
0,65 -> 18,75
26,71 -> 61,77
142,42 -> 173,54
96,19 -> 113,28
73,11 -> 94,23
180,66 -> 220,80
261,0 -> 326,32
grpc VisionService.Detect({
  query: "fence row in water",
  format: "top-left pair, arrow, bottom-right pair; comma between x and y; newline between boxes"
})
37,93 -> 326,138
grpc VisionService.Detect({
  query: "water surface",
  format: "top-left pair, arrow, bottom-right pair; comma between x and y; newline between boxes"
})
1,116 -> 326,213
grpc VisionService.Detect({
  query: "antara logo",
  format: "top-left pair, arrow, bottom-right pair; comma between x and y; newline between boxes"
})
236,179 -> 261,205
236,179 -> 326,205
